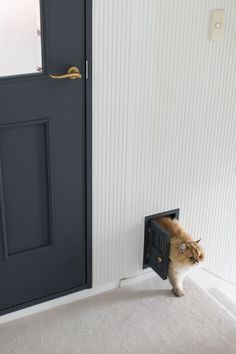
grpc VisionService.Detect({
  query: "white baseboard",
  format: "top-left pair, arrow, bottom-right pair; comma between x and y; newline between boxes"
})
0,271 -> 156,325
120,267 -> 236,307
0,281 -> 119,325
1,267 -> 235,325
119,268 -> 156,287
189,268 -> 236,305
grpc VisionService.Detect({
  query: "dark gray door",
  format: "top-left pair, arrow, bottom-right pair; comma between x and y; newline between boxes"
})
0,0 -> 92,314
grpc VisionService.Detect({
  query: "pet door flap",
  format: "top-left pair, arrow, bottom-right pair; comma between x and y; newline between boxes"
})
147,221 -> 170,279
143,209 -> 179,280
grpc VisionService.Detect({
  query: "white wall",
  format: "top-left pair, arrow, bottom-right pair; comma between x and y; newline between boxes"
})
92,0 -> 236,286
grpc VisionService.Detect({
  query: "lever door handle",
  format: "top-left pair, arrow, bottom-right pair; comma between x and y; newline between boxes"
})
49,66 -> 82,80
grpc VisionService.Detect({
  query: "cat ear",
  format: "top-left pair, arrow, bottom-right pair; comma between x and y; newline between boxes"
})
179,243 -> 188,254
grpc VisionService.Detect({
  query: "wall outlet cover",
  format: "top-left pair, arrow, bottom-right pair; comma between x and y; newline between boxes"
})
209,9 -> 225,41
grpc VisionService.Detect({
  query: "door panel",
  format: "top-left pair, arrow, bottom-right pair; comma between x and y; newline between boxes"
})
0,120 -> 52,256
0,0 -> 92,314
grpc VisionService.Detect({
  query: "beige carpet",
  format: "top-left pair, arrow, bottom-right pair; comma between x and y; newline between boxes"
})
0,276 -> 236,354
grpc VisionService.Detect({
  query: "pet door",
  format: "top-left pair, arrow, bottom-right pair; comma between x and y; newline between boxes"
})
143,209 -> 179,280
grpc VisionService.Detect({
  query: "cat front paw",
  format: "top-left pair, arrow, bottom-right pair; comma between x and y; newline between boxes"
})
172,288 -> 184,297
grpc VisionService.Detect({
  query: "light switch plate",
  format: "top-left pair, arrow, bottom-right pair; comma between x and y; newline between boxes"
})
210,9 -> 225,41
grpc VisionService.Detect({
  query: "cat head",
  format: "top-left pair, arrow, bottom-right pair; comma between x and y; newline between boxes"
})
178,240 -> 205,265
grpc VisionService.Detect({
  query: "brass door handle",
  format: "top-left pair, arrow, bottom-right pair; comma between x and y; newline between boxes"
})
49,66 -> 82,80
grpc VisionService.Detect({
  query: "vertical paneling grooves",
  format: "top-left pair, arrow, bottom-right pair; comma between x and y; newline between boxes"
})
93,0 -> 236,286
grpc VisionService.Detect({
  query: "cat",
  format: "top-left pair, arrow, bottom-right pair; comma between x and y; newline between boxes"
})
155,217 -> 205,297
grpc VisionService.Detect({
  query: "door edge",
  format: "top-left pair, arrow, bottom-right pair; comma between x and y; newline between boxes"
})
85,0 -> 93,289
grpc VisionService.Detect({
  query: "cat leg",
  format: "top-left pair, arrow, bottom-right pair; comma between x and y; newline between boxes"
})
168,264 -> 185,297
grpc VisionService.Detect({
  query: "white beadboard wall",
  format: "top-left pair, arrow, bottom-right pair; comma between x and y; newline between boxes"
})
92,0 -> 236,286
